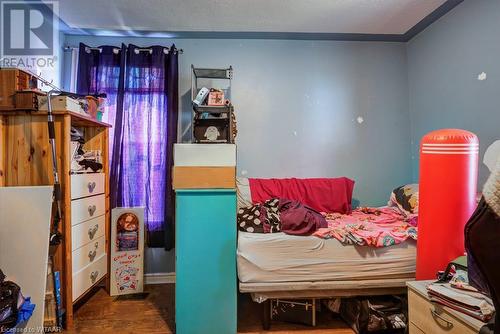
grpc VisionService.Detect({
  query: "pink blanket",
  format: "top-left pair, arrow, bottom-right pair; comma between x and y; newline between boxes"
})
248,177 -> 354,214
314,207 -> 418,247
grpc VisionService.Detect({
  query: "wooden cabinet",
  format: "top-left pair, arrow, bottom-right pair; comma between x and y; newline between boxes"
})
407,281 -> 484,334
175,189 -> 237,334
0,69 -> 37,110
0,109 -> 111,328
173,144 -> 238,333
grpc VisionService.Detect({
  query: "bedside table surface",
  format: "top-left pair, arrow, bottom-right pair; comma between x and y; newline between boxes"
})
407,280 -> 486,331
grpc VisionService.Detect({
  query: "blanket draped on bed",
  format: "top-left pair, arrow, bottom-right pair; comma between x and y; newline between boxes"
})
314,207 -> 418,247
238,203 -> 417,247
248,177 -> 354,214
242,178 -> 417,247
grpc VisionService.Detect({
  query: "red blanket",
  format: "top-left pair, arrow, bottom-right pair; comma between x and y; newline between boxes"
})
248,177 -> 354,214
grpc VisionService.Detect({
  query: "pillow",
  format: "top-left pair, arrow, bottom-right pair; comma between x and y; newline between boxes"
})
236,177 -> 253,209
388,184 -> 419,216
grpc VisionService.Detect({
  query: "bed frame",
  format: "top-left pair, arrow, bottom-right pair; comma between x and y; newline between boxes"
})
239,277 -> 413,329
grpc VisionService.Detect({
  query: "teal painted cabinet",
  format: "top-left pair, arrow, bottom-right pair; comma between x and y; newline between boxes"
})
175,189 -> 237,334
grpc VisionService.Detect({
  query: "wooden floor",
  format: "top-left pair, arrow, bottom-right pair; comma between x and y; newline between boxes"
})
66,284 -> 354,334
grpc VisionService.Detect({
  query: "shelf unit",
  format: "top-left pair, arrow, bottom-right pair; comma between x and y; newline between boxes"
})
0,109 -> 111,329
191,65 -> 235,144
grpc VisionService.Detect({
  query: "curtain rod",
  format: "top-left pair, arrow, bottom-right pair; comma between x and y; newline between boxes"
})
63,45 -> 184,54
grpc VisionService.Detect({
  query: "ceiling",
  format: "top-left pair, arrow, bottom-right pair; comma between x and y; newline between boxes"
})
57,0 -> 450,37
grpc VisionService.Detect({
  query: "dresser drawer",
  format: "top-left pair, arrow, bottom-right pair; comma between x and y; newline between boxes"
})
71,194 -> 106,226
408,290 -> 476,334
71,173 -> 105,199
71,215 -> 106,251
72,235 -> 106,273
72,254 -> 107,302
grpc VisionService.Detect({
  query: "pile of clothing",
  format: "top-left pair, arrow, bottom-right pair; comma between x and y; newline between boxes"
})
238,198 -> 327,236
427,270 -> 495,322
70,127 -> 103,173
463,157 -> 500,332
310,183 -> 419,247
387,183 -> 419,225
237,178 -> 419,247
237,202 -> 418,247
0,269 -> 35,333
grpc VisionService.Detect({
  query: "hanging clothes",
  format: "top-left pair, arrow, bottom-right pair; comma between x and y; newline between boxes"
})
465,158 -> 500,333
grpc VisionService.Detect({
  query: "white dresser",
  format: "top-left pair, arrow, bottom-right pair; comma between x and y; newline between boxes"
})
70,173 -> 108,302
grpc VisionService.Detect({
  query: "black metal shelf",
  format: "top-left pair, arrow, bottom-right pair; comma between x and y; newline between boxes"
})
195,139 -> 228,143
192,66 -> 233,79
194,117 -> 229,123
191,65 -> 235,144
193,104 -> 231,114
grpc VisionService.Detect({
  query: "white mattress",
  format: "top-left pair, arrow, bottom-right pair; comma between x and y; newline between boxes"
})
237,232 -> 416,283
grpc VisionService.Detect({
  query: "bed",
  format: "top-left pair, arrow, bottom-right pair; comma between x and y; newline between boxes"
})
236,177 -> 417,328
238,231 -> 416,298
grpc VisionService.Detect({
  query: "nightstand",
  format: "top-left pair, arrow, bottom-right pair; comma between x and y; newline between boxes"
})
407,280 -> 485,334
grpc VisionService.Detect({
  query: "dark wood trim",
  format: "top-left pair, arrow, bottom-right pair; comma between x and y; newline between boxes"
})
64,29 -> 406,42
403,0 -> 464,41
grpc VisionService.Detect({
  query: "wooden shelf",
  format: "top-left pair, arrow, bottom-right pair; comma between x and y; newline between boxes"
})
0,69 -> 111,330
0,108 -> 111,329
66,111 -> 111,128
0,110 -> 111,128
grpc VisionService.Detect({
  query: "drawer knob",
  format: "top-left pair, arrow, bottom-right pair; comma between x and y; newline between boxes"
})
88,224 -> 98,239
88,182 -> 96,193
88,242 -> 98,261
431,308 -> 454,329
88,205 -> 97,216
90,271 -> 99,283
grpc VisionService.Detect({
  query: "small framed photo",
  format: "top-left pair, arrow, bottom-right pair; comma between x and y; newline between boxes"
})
207,91 -> 225,106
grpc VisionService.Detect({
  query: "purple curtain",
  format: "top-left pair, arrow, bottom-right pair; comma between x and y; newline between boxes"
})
77,43 -> 178,249
76,43 -> 126,171
164,45 -> 178,250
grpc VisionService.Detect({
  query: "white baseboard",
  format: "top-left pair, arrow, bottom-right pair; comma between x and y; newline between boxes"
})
145,272 -> 176,285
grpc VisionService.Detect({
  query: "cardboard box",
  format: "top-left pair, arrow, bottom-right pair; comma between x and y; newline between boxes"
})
37,95 -> 85,114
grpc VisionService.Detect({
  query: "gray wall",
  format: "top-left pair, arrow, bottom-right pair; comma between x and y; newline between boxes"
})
63,35 -> 413,273
61,0 -> 500,275
407,0 -> 500,185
